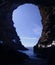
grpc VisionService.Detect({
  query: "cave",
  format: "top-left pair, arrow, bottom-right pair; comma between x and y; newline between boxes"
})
0,0 -> 55,65
0,0 -> 55,50
0,0 -> 55,49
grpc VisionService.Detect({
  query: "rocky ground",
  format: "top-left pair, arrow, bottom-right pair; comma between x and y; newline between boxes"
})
23,58 -> 48,65
6,57 -> 48,65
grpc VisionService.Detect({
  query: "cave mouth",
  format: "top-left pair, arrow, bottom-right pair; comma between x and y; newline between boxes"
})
12,3 -> 42,47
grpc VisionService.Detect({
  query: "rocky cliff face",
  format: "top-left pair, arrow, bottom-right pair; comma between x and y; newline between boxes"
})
33,6 -> 55,65
0,0 -> 28,50
0,0 -> 55,64
34,6 -> 55,49
0,0 -> 55,51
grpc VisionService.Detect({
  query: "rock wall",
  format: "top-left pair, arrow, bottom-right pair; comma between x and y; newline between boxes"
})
0,0 -> 55,50
34,6 -> 55,50
0,0 -> 55,64
0,0 -> 28,50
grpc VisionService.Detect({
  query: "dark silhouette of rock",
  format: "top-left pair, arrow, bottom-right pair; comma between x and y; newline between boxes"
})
0,0 -> 54,51
0,43 -> 29,65
0,0 -> 29,50
34,6 -> 55,65
34,6 -> 55,51
0,0 -> 55,65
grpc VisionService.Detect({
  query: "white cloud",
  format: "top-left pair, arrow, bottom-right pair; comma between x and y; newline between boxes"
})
33,26 -> 42,35
20,37 -> 37,40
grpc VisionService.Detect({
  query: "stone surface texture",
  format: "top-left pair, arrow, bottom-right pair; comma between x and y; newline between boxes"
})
0,0 -> 55,65
34,6 -> 55,48
0,0 -> 55,53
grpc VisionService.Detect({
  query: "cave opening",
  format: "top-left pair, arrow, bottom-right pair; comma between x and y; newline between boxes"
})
12,3 -> 42,47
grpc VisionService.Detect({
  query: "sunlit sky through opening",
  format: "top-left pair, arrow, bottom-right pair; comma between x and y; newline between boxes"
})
12,4 -> 42,47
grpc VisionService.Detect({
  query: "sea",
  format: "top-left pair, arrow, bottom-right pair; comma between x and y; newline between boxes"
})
18,47 -> 48,65
18,47 -> 36,59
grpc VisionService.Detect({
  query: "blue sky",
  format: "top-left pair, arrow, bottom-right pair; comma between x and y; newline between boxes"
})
12,4 -> 42,47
